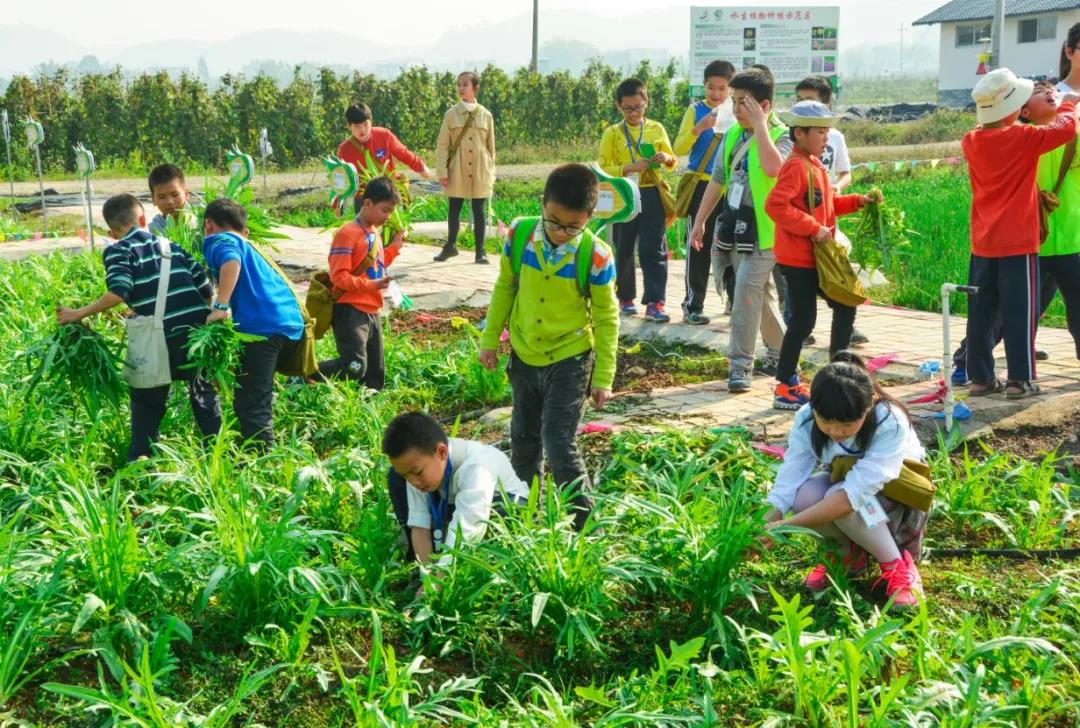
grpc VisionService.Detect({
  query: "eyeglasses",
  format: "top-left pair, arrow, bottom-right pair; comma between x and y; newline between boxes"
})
543,218 -> 589,236
620,104 -> 646,113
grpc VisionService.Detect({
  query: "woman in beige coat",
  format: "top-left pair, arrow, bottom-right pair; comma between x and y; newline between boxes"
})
434,72 -> 496,264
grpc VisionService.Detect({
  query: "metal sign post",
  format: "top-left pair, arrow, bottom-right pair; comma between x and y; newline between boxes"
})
24,118 -> 46,234
258,128 -> 272,193
1,110 -> 13,199
74,143 -> 96,250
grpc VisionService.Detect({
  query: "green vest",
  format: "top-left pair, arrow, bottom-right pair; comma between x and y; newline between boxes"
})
722,116 -> 788,251
1037,143 -> 1080,257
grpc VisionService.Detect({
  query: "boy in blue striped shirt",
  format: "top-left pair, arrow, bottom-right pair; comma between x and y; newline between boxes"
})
57,194 -> 221,460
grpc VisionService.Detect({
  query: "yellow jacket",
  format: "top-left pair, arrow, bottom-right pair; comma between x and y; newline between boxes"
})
598,119 -> 676,187
436,102 -> 496,199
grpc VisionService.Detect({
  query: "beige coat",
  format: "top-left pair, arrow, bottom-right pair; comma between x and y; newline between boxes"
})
436,102 -> 496,199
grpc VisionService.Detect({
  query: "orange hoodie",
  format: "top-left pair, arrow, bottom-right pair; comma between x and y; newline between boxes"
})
962,101 -> 1078,258
765,147 -> 864,269
328,220 -> 400,314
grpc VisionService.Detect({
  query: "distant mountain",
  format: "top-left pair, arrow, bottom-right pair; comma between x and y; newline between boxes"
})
0,24 -> 90,75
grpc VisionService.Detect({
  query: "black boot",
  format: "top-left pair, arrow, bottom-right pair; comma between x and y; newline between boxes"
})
475,250 -> 489,265
433,245 -> 459,262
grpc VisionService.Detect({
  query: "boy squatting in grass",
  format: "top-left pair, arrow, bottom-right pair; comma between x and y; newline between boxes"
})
316,176 -> 405,390
477,163 -> 619,532
147,163 -> 194,236
56,194 -> 222,461
337,101 -> 432,215
765,100 -> 881,412
961,68 -> 1079,400
951,80 -> 1080,383
598,78 -> 678,323
383,412 -> 531,569
761,352 -> 927,609
202,198 -> 306,448
690,68 -> 788,394
674,60 -> 737,325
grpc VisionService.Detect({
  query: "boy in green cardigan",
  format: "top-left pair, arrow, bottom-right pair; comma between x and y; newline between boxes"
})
478,163 -> 619,531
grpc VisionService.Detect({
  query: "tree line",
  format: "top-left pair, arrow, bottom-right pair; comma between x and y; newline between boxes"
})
0,60 -> 690,178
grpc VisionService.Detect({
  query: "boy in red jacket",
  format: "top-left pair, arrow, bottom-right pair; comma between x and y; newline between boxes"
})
765,100 -> 879,410
962,68 -> 1078,399
338,103 -> 432,214
316,176 -> 404,389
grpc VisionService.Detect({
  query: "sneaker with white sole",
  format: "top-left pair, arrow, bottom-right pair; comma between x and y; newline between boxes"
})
728,367 -> 752,393
874,551 -> 923,609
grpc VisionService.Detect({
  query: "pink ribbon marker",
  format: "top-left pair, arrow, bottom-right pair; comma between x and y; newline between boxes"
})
866,353 -> 899,373
414,313 -> 437,323
500,329 -> 510,343
752,443 -> 786,459
578,422 -> 614,434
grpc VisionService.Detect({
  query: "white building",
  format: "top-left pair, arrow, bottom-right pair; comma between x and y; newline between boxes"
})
915,0 -> 1080,106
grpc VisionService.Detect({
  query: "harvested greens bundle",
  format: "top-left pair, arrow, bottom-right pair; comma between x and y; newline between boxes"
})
850,188 -> 913,275
24,323 -> 126,415
356,151 -> 414,241
181,320 -> 264,392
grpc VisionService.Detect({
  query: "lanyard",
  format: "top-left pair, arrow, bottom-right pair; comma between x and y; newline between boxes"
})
428,457 -> 453,539
837,440 -> 862,455
621,121 -> 645,163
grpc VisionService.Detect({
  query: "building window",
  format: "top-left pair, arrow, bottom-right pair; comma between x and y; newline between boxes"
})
956,22 -> 993,47
1018,16 -> 1057,44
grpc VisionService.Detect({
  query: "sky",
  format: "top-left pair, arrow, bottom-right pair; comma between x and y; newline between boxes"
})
7,0 -> 946,49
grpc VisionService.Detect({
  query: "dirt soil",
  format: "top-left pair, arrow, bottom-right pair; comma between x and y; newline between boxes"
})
963,400 -> 1080,466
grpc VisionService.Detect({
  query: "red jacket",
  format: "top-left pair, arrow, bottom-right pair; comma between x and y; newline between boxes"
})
337,127 -> 426,195
962,102 -> 1078,258
328,220 -> 401,314
765,147 -> 864,268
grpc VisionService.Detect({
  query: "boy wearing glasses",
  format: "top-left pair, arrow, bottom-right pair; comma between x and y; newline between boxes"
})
599,78 -> 678,322
478,163 -> 618,531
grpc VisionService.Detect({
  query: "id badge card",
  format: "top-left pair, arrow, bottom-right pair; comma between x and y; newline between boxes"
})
727,182 -> 744,209
856,497 -> 889,528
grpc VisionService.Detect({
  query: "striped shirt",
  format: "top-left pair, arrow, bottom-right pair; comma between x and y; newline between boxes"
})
104,228 -> 213,342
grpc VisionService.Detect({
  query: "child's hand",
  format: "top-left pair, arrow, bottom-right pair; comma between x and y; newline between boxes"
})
56,307 -> 82,325
421,166 -> 434,180
390,231 -> 406,249
811,226 -> 831,243
624,160 -> 650,175
649,152 -> 672,167
439,176 -> 450,188
690,220 -> 706,251
478,348 -> 498,370
739,95 -> 767,128
206,309 -> 230,324
590,387 -> 612,409
1062,93 -> 1080,106
374,276 -> 393,290
693,109 -> 719,135
861,190 -> 884,206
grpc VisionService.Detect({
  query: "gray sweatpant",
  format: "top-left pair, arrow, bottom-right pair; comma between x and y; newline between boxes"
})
728,246 -> 786,372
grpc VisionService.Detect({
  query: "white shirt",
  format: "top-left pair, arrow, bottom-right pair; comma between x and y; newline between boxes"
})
713,97 -> 737,134
767,402 -> 925,516
1056,80 -> 1078,95
819,128 -> 851,187
405,438 -> 531,552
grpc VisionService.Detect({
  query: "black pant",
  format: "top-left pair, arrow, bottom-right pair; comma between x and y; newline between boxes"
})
776,265 -> 856,383
965,253 -> 1040,383
447,197 -> 487,253
614,186 -> 667,305
682,180 -> 721,316
955,254 -> 1080,368
234,335 -> 301,448
128,377 -> 221,461
317,304 -> 385,389
508,351 -> 593,531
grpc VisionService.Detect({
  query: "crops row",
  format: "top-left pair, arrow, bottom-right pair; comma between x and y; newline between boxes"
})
0,250 -> 1077,724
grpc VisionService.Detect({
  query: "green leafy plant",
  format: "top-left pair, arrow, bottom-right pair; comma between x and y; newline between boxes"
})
181,319 -> 265,392
22,323 -> 126,416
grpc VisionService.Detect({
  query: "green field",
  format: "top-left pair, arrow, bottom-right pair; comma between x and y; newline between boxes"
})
0,250 -> 1078,725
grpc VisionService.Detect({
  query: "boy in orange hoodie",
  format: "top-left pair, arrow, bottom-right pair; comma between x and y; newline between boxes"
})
765,100 -> 880,410
317,176 -> 404,389
962,69 -> 1078,399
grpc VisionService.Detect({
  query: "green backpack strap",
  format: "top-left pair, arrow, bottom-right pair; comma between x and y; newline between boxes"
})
574,231 -> 595,299
510,216 -> 593,299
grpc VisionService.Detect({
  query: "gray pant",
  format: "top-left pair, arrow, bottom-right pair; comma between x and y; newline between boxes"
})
728,246 -> 786,372
508,351 -> 593,531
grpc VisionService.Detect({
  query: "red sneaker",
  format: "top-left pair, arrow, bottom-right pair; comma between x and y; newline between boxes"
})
803,545 -> 869,592
874,551 -> 924,609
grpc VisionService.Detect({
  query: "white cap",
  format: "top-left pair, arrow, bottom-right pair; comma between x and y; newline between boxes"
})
972,68 -> 1034,125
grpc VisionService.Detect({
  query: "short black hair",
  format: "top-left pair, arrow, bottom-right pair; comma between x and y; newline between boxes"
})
750,64 -> 775,83
730,68 -> 774,103
615,78 -> 647,104
203,198 -> 247,232
458,71 -> 480,88
704,60 -> 736,83
362,176 -> 400,205
543,163 -> 599,214
102,194 -> 143,231
382,412 -> 448,458
346,102 -> 372,125
795,75 -> 833,105
148,164 -> 185,195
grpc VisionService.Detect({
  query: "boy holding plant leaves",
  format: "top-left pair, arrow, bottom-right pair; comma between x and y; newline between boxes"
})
147,164 -> 195,237
338,102 -> 432,215
56,194 -> 221,460
478,163 -> 618,531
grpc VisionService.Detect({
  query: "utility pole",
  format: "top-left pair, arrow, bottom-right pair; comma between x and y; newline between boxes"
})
990,0 -> 1005,69
530,0 -> 539,73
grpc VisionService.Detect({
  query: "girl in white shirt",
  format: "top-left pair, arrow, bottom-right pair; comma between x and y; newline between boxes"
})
1058,23 -> 1080,96
763,351 -> 927,607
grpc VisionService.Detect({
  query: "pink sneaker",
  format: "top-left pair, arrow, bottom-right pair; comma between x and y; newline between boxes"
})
874,551 -> 924,609
803,545 -> 869,592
